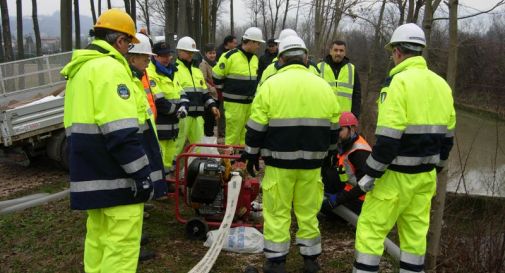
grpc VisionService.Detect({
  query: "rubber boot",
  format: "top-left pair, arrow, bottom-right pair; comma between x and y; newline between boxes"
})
303,257 -> 321,273
263,260 -> 287,273
138,248 -> 156,262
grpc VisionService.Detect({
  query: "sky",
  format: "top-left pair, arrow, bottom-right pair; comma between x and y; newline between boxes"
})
4,0 -> 503,26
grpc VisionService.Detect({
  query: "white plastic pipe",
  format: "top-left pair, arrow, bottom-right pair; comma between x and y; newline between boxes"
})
332,205 -> 401,261
0,189 -> 69,214
0,193 -> 50,209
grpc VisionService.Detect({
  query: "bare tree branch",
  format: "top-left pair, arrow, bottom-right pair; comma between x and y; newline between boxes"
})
433,0 -> 505,21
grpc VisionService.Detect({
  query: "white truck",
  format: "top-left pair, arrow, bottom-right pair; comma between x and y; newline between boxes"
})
0,52 -> 71,168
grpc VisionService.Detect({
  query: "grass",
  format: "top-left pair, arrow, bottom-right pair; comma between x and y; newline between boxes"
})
1,179 -> 379,273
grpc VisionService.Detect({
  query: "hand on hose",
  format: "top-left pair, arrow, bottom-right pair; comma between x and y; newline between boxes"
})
246,157 -> 260,177
358,174 -> 376,192
176,106 -> 188,119
132,176 -> 154,201
211,106 -> 220,119
322,193 -> 339,210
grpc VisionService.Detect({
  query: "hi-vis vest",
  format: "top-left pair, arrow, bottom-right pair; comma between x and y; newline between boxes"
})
318,62 -> 355,112
142,72 -> 157,119
212,48 -> 259,104
175,59 -> 215,116
337,135 -> 371,201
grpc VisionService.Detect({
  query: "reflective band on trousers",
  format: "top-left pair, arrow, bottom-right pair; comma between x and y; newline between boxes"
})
157,124 -> 179,130
188,106 -> 205,112
355,251 -> 381,266
269,118 -> 330,127
261,149 -> 327,160
222,93 -> 253,100
227,74 -> 257,81
391,154 -> 440,166
264,240 -> 290,258
121,155 -> 149,174
376,125 -> 449,139
244,145 -> 260,154
401,251 -> 425,265
247,119 -> 268,132
70,170 -> 162,193
296,237 -> 322,256
65,119 -> 139,136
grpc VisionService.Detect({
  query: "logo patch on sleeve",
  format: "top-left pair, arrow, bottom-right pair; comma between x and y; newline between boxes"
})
150,80 -> 157,87
117,84 -> 130,99
219,63 -> 225,69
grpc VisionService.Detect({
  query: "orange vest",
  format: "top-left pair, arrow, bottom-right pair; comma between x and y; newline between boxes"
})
142,72 -> 157,119
337,135 -> 371,201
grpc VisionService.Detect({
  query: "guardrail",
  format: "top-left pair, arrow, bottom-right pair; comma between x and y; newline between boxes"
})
0,52 -> 72,97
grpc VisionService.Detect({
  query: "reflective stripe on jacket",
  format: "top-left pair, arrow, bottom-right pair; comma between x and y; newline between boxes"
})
61,40 -> 164,210
364,56 -> 456,177
244,63 -> 341,169
212,47 -> 259,104
318,61 -> 355,112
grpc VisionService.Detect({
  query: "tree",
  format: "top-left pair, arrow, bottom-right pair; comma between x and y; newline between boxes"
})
0,0 -> 14,62
137,0 -> 150,34
210,0 -> 221,42
107,0 -> 112,9
0,24 -> 4,62
60,0 -> 73,51
16,0 -> 23,60
98,0 -> 102,16
90,0 -> 97,24
131,0 -> 136,25
124,0 -> 131,14
74,0 -> 81,49
230,0 -> 234,35
165,0 -> 178,49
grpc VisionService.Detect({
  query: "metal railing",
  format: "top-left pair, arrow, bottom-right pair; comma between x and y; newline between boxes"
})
0,52 -> 72,97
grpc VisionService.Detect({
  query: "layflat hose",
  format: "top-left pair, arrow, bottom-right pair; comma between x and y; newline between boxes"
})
0,189 -> 69,214
0,193 -> 50,209
187,173 -> 242,273
332,205 -> 401,261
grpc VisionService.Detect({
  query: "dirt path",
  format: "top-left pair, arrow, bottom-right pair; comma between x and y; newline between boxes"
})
0,157 -> 68,198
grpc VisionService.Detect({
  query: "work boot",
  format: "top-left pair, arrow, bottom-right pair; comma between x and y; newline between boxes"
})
263,260 -> 287,273
302,258 -> 321,273
244,265 -> 259,273
140,233 -> 150,246
138,248 -> 156,262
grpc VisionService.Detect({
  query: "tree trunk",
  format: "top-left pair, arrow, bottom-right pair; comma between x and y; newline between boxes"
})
32,0 -> 43,84
90,0 -> 97,24
210,0 -> 218,42
0,0 -> 14,62
165,0 -> 178,49
0,23 -> 4,62
202,0 -> 209,46
131,0 -> 136,25
406,0 -> 415,22
98,0 -> 102,16
124,0 -> 131,14
186,0 -> 193,37
365,0 -> 387,103
314,0 -> 323,57
138,0 -> 150,34
107,0 -> 111,9
230,0 -> 234,36
294,0 -> 301,31
60,0 -> 73,52
421,0 -> 433,61
74,0 -> 81,49
16,0 -> 23,60
426,2 -> 457,269
194,0 -> 202,45
281,0 -> 290,30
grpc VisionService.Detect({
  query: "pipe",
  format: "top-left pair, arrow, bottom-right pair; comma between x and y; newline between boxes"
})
0,189 -> 69,214
0,193 -> 50,209
332,205 -> 401,261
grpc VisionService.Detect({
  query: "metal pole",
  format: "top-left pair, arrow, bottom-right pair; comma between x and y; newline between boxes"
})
0,68 -> 6,95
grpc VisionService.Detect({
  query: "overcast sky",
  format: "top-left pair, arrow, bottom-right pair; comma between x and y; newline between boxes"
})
5,0 -> 503,25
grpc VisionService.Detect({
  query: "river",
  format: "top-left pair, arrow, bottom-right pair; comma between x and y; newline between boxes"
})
447,109 -> 505,197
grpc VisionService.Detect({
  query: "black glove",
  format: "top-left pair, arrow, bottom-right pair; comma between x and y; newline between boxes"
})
246,157 -> 260,177
323,150 -> 338,168
132,176 -> 154,201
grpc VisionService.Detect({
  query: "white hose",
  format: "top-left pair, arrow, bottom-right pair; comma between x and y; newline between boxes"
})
0,193 -> 50,209
332,205 -> 401,261
0,189 -> 69,214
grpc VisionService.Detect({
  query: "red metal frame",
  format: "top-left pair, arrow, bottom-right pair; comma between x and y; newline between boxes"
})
169,143 -> 262,229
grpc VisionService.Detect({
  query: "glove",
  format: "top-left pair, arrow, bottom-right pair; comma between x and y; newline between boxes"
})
246,157 -> 260,177
358,174 -> 376,192
132,176 -> 154,201
322,193 -> 338,210
176,106 -> 188,119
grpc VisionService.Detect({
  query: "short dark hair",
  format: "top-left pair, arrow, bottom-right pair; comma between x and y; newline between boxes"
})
223,35 -> 236,45
204,43 -> 216,53
280,54 -> 306,64
91,28 -> 122,44
330,40 -> 347,48
395,44 -> 423,56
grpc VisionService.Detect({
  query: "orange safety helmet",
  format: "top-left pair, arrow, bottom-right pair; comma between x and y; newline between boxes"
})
339,112 -> 359,127
94,9 -> 139,43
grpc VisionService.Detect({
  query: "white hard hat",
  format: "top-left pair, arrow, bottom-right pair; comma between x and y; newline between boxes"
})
242,27 -> 265,43
385,23 -> 426,51
278,36 -> 307,57
129,33 -> 156,56
176,36 -> 199,52
275,28 -> 298,43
